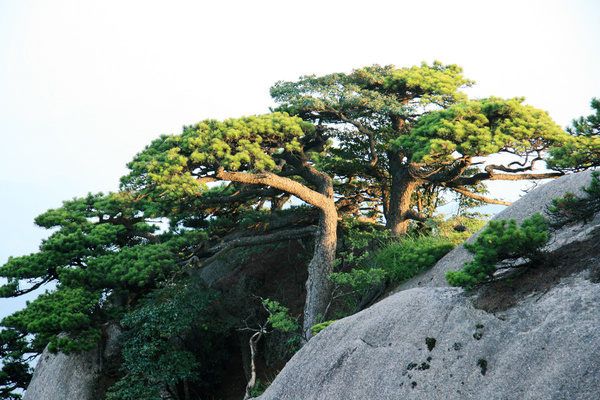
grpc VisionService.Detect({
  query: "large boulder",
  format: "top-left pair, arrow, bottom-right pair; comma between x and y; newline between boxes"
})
24,323 -> 122,400
257,171 -> 600,400
257,278 -> 600,400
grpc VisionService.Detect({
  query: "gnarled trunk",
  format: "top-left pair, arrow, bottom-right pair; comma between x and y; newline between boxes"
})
386,178 -> 420,237
386,155 -> 421,237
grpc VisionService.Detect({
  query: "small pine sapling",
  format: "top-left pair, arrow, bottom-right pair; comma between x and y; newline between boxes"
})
446,213 -> 551,289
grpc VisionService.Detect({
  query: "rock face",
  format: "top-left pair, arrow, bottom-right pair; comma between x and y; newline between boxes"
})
24,323 -> 122,400
257,171 -> 600,400
401,170 -> 597,290
257,280 -> 600,400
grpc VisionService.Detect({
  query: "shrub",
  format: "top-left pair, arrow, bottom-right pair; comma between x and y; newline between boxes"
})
446,213 -> 551,290
419,213 -> 488,244
263,299 -> 299,333
548,171 -> 600,228
328,214 -> 486,318
331,214 -> 486,297
107,283 -> 229,400
376,235 -> 456,282
310,320 -> 337,335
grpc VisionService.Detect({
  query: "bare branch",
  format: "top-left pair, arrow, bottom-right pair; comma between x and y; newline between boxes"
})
487,171 -> 564,181
216,170 -> 331,210
404,209 -> 429,223
182,225 -> 317,269
243,330 -> 266,400
451,170 -> 564,186
196,176 -> 219,184
450,186 -> 512,206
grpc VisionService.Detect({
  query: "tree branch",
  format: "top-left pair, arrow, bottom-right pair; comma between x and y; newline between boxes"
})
201,185 -> 285,206
404,209 -> 429,223
243,330 -> 264,400
183,225 -> 317,269
451,170 -> 564,186
1,276 -> 53,298
333,109 -> 379,168
208,225 -> 317,254
450,186 -> 512,206
426,157 -> 472,184
215,169 -> 331,210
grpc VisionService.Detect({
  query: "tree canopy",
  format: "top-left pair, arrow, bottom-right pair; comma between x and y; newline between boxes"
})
548,98 -> 600,171
122,112 -> 338,339
0,62 -> 594,399
271,61 -> 569,235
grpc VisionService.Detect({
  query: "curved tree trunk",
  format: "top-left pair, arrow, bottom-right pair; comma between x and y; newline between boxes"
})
215,167 -> 338,341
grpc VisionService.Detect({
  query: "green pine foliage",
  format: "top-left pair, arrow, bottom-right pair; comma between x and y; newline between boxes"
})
271,61 -> 474,118
548,98 -> 600,171
405,97 -> 567,164
0,193 -> 159,351
446,213 -> 551,290
548,171 -> 600,227
121,112 -> 310,202
376,236 -> 455,282
0,191 -> 208,396
0,329 -> 32,400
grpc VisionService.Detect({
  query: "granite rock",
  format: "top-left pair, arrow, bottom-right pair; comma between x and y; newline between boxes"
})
257,171 -> 600,400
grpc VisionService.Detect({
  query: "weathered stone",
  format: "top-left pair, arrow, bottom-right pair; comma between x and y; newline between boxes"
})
257,274 -> 600,399
257,171 -> 600,400
24,323 -> 122,400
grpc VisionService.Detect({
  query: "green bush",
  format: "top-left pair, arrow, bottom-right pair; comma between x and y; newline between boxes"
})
330,235 -> 456,294
310,320 -> 337,335
331,215 -> 486,294
446,213 -> 551,290
106,283 -> 229,400
420,213 -> 488,244
376,235 -> 456,282
328,215 -> 486,320
263,299 -> 299,333
548,171 -> 600,227
329,268 -> 388,293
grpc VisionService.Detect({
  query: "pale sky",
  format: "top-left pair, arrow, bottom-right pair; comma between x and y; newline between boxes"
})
1,0 -> 599,314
